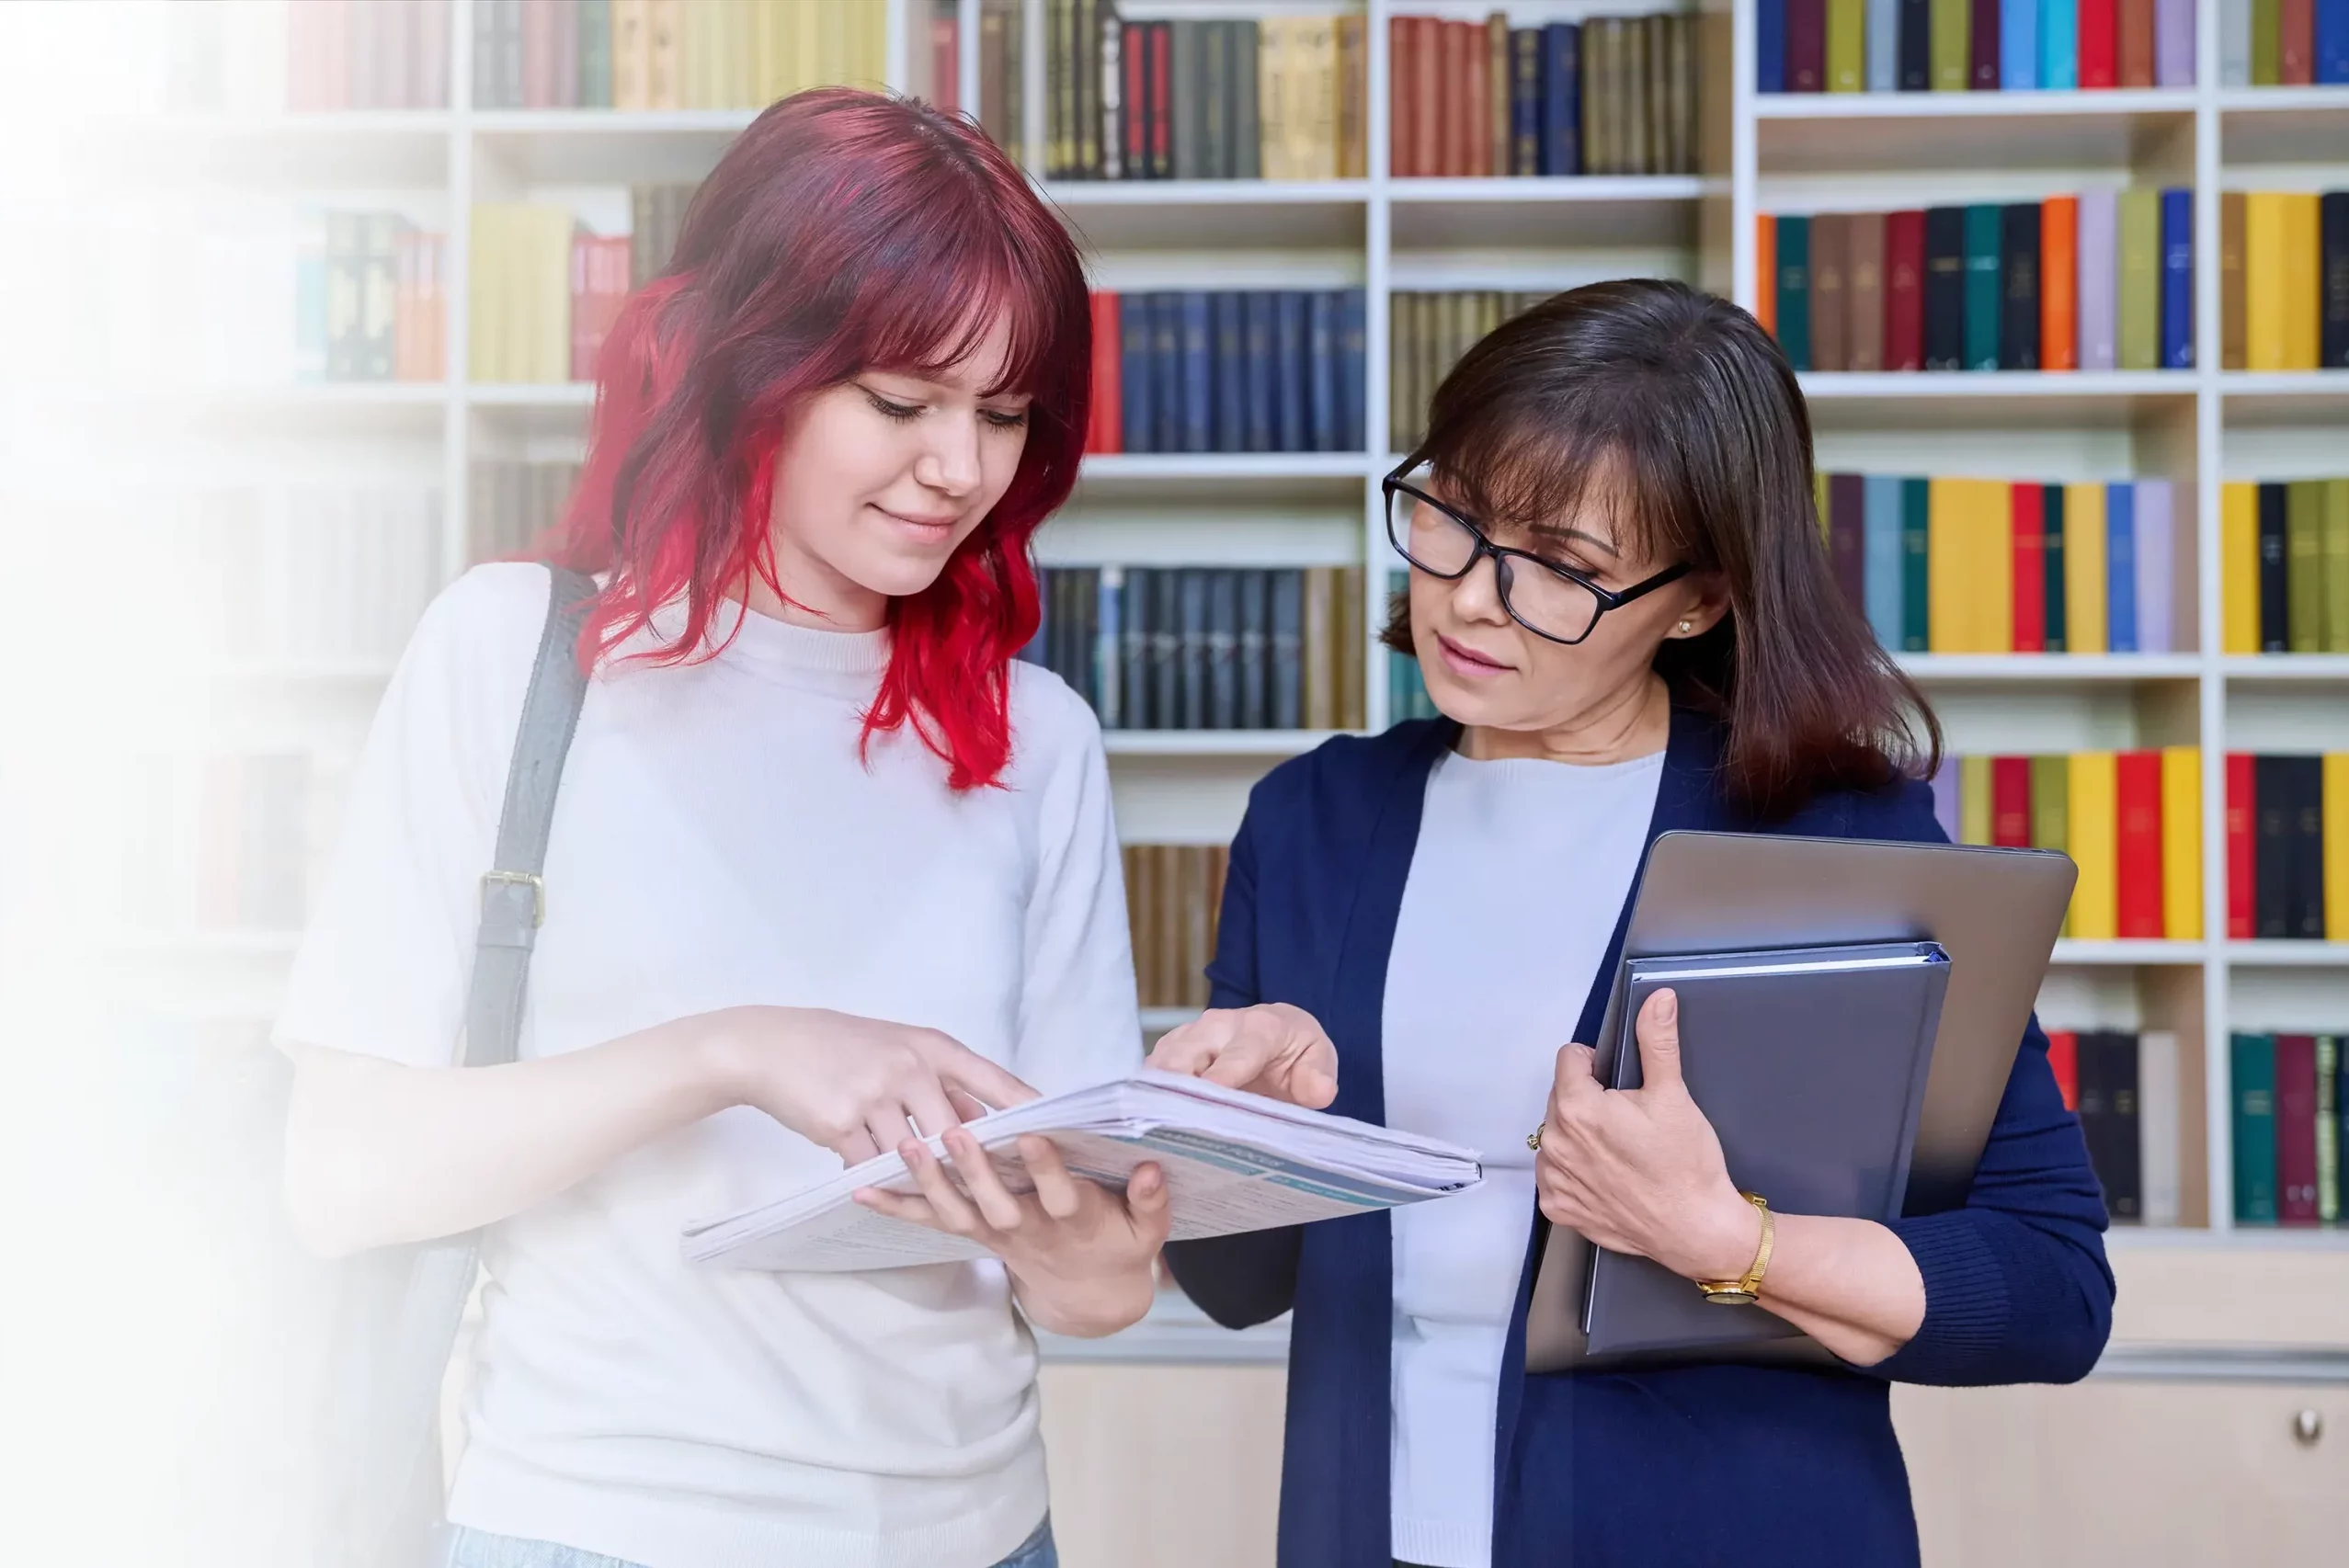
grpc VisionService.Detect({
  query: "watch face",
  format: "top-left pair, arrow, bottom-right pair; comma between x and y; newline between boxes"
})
1701,1289 -> 1758,1306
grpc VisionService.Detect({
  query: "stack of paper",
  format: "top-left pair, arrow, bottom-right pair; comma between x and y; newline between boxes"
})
683,1069 -> 1485,1271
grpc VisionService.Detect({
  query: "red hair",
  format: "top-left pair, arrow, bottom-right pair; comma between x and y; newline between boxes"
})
551,88 -> 1091,790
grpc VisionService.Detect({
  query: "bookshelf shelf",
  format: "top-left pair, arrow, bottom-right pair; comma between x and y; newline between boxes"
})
2217,371 -> 2349,426
2215,85 -> 2349,114
2220,656 -> 2349,684
1074,452 -> 1372,503
97,112 -> 454,187
1103,731 -> 1347,758
2224,943 -> 2349,970
1751,89 -> 2200,121
2050,941 -> 2209,967
1042,177 -> 1368,206
1044,184 -> 1368,249
1897,654 -> 2204,683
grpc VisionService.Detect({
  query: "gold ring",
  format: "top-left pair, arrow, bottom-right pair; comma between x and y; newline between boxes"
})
1526,1127 -> 1542,1152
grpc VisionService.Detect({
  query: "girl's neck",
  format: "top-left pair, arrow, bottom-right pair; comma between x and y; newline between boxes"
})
1457,670 -> 1671,766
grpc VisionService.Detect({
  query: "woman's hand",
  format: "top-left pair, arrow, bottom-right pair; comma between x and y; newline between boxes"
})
697,1006 -> 1038,1166
852,1129 -> 1171,1337
1534,988 -> 1765,1284
1144,1003 -> 1340,1108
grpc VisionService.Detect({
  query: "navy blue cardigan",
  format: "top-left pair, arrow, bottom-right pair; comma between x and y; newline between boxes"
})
1163,708 -> 2115,1568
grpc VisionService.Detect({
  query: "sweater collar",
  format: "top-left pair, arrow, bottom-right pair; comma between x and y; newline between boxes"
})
645,593 -> 893,678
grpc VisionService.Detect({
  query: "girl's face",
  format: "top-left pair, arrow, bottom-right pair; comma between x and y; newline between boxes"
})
762,311 -> 1032,630
1406,471 -> 1725,733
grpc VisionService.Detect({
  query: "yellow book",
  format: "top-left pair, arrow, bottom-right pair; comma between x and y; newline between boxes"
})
2281,192 -> 2320,371
793,0 -> 822,92
2067,751 -> 2119,941
2326,754 -> 2349,941
611,0 -> 649,110
467,204 -> 506,382
646,0 -> 682,108
815,0 -> 846,85
2221,481 -> 2260,653
1927,477 -> 1965,652
1257,18 -> 1289,181
2161,746 -> 2202,941
1959,755 -> 1993,845
537,208 -> 577,383
1978,481 -> 2013,654
2063,481 -> 2109,654
679,0 -> 713,108
1306,17 -> 1340,180
857,0 -> 889,85
2244,192 -> 2288,371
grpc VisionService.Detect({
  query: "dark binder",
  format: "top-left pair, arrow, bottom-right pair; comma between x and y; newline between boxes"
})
1580,940 -> 1951,1361
1922,205 -> 1966,371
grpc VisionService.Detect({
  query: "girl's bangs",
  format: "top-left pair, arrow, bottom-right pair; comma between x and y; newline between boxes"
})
855,224 -> 1060,399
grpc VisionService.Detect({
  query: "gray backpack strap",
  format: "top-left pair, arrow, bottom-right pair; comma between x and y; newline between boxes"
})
461,564 -> 598,1069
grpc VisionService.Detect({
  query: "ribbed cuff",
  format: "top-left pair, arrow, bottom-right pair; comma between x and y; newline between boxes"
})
1872,1210 -> 2012,1384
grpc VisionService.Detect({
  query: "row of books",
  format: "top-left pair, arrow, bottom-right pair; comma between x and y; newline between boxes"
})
469,460 -> 583,570
2219,191 -> 2349,372
1827,475 -> 2188,654
1760,0 -> 2198,94
2230,1031 -> 2346,1225
1083,290 -> 1369,457
300,213 -> 448,384
1932,750 -> 2205,939
2049,1028 -> 2185,1223
467,204 -> 630,383
2227,754 -> 2347,940
1020,566 -> 1368,733
1760,191 -> 2195,375
1387,291 -> 1550,455
2220,478 -> 2349,654
2223,0 -> 2349,85
1031,8 -> 1368,181
1123,844 -> 1229,1010
161,0 -> 452,113
470,0 -> 885,110
185,487 -> 444,667
1386,12 -> 1700,178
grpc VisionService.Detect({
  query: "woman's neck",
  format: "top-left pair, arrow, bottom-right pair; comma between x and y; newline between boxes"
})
1457,670 -> 1671,765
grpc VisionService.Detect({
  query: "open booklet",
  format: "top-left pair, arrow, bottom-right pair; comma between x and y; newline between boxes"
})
683,1068 -> 1485,1271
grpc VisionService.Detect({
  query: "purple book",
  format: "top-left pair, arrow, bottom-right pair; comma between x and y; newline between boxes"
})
1931,754 -> 1961,844
2133,478 -> 2174,653
2078,189 -> 2119,372
2155,0 -> 2196,86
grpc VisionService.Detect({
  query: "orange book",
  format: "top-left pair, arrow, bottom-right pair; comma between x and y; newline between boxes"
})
1757,214 -> 1778,338
2041,195 -> 2079,372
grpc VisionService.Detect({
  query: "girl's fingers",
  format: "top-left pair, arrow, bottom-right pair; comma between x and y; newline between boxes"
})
943,1129 -> 1027,1232
1125,1162 -> 1172,1240
900,1140 -> 984,1234
851,1187 -> 937,1227
1017,1135 -> 1085,1221
834,1129 -> 884,1168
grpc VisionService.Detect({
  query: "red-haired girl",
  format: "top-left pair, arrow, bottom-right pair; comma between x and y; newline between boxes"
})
277,90 -> 1157,1568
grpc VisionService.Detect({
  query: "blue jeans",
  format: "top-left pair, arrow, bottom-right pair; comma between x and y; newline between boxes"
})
439,1517 -> 1057,1568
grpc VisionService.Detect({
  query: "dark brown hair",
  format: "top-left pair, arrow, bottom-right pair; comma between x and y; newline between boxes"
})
1383,278 -> 1940,820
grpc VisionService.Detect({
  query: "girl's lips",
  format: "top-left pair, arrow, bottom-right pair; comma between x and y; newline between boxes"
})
1436,631 -> 1511,678
874,505 -> 957,540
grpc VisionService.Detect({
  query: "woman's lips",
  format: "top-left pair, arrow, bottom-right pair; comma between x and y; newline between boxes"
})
874,505 -> 958,541
1435,631 -> 1511,678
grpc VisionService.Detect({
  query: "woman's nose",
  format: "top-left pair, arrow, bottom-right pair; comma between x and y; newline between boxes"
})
916,414 -> 984,496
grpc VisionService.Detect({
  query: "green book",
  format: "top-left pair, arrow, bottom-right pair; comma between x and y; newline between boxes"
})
2252,0 -> 2281,86
2232,1032 -> 2279,1224
1900,476 -> 1931,652
1963,205 -> 2001,371
2117,189 -> 2161,372
2030,755 -> 2070,853
577,0 -> 611,108
2042,482 -> 2068,652
2318,1035 -> 2340,1225
1776,215 -> 1813,372
1931,0 -> 1969,91
2288,479 -> 2324,653
1827,0 -> 1865,92
2323,478 -> 2349,654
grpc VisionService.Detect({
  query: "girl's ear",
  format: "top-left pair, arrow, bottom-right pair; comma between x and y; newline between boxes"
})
1674,574 -> 1732,639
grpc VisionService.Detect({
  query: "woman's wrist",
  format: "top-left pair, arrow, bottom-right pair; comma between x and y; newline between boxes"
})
1663,1186 -> 1769,1284
1009,1257 -> 1157,1338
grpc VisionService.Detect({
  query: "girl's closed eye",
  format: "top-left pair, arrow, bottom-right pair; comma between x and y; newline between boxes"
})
862,388 -> 923,422
981,407 -> 1030,431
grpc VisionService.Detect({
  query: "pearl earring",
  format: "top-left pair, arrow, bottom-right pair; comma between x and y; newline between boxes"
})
1677,619 -> 1693,635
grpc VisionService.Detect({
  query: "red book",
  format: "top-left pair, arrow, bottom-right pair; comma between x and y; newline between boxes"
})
1970,0 -> 2001,88
522,0 -> 556,108
1441,21 -> 1470,176
2012,483 -> 2046,652
2079,0 -> 2118,88
1149,23 -> 1172,177
569,235 -> 628,382
1122,24 -> 1146,174
1786,0 -> 1827,93
2115,750 -> 2166,938
2227,752 -> 2255,938
2046,1029 -> 2080,1110
1389,17 -> 1414,176
1412,18 -> 1442,179
1462,20 -> 1489,178
1992,756 -> 2035,847
1885,210 -> 1925,371
930,14 -> 959,113
2281,0 -> 2315,85
2276,1034 -> 2320,1222
1087,290 -> 1122,454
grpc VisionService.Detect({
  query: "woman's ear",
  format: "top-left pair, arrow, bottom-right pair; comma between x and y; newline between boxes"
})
1672,574 -> 1732,639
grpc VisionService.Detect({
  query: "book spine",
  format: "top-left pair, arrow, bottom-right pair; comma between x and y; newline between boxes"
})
2011,482 -> 2045,651
1961,202 -> 2001,368
2222,481 -> 2260,652
1901,0 -> 1934,89
1244,291 -> 1276,454
2139,1028 -> 2181,1224
2160,187 -> 2194,369
1969,0 -> 2001,87
2228,751 -> 2257,937
2232,1032 -> 2279,1222
2323,192 -> 2349,368
2119,0 -> 2158,85
2117,187 -> 2161,370
2047,1029 -> 2079,1111
1271,570 -> 1304,730
1756,215 -> 1779,337
1789,0 -> 1827,91
2288,479 -> 2323,651
2257,481 -> 2290,649
2155,0 -> 2195,85
1900,476 -> 1932,651
1210,292 -> 1245,454
2115,749 -> 2165,937
1237,570 -> 1268,731
2079,0 -> 2117,86
2289,754 -> 2327,938
2063,480 -> 2109,652
2068,750 -> 2119,938
2331,479 -> 2349,653
1206,569 -> 1239,729
1811,213 -> 1849,372
2284,0 -> 2316,83
2079,188 -> 2121,369
2106,481 -> 2138,653
1542,23 -> 1578,176
1274,291 -> 1307,453
1179,292 -> 1212,453
1922,206 -> 1966,369
1830,0 -> 1866,89
1885,209 -> 1925,369
1339,289 -> 1365,453
2043,480 -> 2068,651
1869,0 -> 1901,87
1307,291 -> 1339,455
2041,194 -> 2078,370
2001,0 -> 2037,88
2134,478 -> 2174,653
2318,1035 -> 2341,1224
2102,1032 -> 2142,1220
2331,752 -> 2349,940
2277,1034 -> 2320,1222
1177,569 -> 1208,730
1864,473 -> 1904,646
1487,14 -> 1511,176
1776,215 -> 1813,370
2161,745 -> 2202,939
2321,0 -> 2349,84
1991,754 -> 2034,846
2254,753 -> 2291,937
2000,200 -> 2041,369
2044,0 -> 2080,86
1100,13 -> 1123,180
1121,17 -> 1148,176
1830,471 -> 1866,612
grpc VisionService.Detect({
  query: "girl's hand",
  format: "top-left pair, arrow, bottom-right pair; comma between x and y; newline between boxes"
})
697,1006 -> 1038,1166
852,1130 -> 1171,1337
1534,988 -> 1765,1284
1145,1003 -> 1340,1109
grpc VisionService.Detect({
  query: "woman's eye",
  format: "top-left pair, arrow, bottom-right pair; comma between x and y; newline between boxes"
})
863,390 -> 922,421
982,408 -> 1030,430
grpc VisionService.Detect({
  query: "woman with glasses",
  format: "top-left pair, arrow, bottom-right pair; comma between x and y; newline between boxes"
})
1146,278 -> 2112,1568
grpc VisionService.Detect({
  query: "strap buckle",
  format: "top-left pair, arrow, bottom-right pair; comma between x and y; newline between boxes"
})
480,869 -> 545,927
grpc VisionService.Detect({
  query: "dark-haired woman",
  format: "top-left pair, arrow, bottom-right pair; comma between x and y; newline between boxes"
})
1150,278 -> 2113,1568
276,92 -> 1156,1568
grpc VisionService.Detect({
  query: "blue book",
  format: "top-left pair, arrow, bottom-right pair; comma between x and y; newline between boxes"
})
2321,0 -> 2349,84
1273,290 -> 1307,453
1337,288 -> 1366,452
1540,23 -> 1579,174
1963,203 -> 2003,370
2160,187 -> 2194,369
2001,0 -> 2038,89
2105,482 -> 2138,653
1178,290 -> 1212,454
1306,291 -> 1340,453
1269,570 -> 1305,730
1095,567 -> 1123,727
2040,0 -> 2077,88
1509,29 -> 1540,173
1150,293 -> 1182,455
1759,0 -> 1786,93
1243,291 -> 1277,452
1119,293 -> 1154,453
1868,0 -> 1899,89
1210,292 -> 1246,453
1864,474 -> 1904,647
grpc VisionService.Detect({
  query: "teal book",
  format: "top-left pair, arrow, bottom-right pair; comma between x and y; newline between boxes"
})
2232,1032 -> 2279,1224
577,0 -> 611,108
1963,203 -> 2002,370
2040,0 -> 2077,88
1776,215 -> 1813,372
1899,476 -> 1930,652
2041,481 -> 2067,652
2319,1035 -> 2339,1225
1864,474 -> 1903,648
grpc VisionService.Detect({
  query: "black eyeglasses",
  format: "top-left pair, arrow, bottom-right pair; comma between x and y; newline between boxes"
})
1382,462 -> 1691,646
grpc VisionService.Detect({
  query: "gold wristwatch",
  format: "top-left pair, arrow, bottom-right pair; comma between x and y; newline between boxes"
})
1696,1192 -> 1774,1306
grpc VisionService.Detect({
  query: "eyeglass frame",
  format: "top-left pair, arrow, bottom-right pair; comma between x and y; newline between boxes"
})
1381,460 -> 1694,647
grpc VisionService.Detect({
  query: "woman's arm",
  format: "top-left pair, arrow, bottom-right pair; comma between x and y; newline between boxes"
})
282,1006 -> 1036,1257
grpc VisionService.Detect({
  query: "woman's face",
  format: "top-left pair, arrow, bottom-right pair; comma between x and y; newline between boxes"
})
763,310 -> 1032,629
1407,471 -> 1726,733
